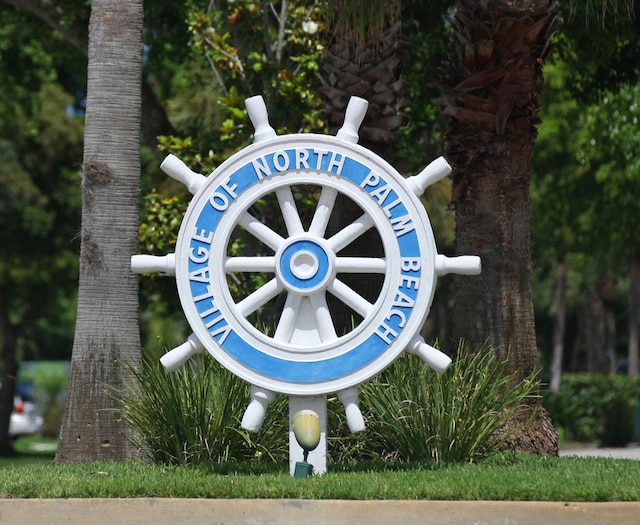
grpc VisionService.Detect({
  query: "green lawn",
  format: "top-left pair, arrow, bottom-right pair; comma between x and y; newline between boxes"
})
0,436 -> 58,467
0,448 -> 639,501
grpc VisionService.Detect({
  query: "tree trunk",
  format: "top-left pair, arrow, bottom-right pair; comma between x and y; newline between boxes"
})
584,294 -> 607,373
629,253 -> 639,377
549,257 -> 568,394
319,2 -> 408,334
319,2 -> 408,162
56,0 -> 143,464
569,313 -> 584,373
0,304 -> 18,456
438,1 -> 559,455
606,307 -> 617,375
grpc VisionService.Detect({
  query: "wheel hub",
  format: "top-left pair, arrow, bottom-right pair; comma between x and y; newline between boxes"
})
276,238 -> 333,294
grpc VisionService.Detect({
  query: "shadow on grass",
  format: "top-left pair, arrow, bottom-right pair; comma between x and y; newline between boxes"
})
191,456 -> 497,476
0,436 -> 57,467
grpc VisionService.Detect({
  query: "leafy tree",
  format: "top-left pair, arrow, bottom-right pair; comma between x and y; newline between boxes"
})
557,0 -> 640,101
574,81 -> 640,377
531,2 -> 640,386
0,7 -> 83,455
163,1 -> 326,166
530,60 -> 584,392
1,0 -> 181,161
55,0 -> 144,463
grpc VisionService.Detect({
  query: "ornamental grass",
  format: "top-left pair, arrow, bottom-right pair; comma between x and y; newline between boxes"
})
117,342 -> 537,466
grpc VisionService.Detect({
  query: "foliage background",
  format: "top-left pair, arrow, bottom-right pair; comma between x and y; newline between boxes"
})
0,0 -> 639,452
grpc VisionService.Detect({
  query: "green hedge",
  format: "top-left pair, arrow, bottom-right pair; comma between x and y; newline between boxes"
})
544,373 -> 640,446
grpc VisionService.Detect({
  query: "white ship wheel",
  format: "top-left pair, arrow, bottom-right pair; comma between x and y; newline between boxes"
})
132,96 -> 480,438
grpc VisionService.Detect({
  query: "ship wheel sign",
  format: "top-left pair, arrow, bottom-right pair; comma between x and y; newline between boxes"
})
131,95 -> 480,474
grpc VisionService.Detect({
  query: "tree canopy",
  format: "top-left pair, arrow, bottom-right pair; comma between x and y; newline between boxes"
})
0,0 -> 639,457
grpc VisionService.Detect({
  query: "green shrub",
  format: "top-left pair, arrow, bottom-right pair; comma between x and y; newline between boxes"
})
543,373 -> 640,445
354,345 -> 540,463
20,361 -> 69,437
120,344 -> 539,466
117,348 -> 288,465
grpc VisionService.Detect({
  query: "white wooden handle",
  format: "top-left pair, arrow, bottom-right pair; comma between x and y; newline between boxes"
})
241,386 -> 277,432
131,254 -> 176,275
246,95 -> 277,142
337,387 -> 366,433
160,154 -> 206,195
436,254 -> 482,276
160,333 -> 205,372
406,157 -> 452,196
408,336 -> 452,374
337,97 -> 368,143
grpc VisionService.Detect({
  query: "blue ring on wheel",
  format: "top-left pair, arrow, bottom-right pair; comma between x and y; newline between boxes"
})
185,147 -> 424,384
278,240 -> 330,291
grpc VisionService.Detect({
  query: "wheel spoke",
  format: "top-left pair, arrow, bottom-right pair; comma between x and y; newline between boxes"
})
276,187 -> 305,236
225,256 -> 276,272
326,213 -> 375,253
308,186 -> 338,237
309,292 -> 338,342
238,211 -> 285,252
328,278 -> 373,318
237,278 -> 283,317
335,257 -> 386,273
273,293 -> 302,343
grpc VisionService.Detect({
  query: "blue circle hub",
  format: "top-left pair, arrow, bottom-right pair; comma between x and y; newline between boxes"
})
278,239 -> 332,293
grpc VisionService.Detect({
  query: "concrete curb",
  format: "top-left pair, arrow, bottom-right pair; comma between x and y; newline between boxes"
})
1,499 -> 639,525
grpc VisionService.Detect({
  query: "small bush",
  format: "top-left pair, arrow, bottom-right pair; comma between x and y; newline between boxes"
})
21,361 -> 69,437
543,373 -> 640,445
117,348 -> 288,465
120,343 -> 539,466
355,344 -> 540,463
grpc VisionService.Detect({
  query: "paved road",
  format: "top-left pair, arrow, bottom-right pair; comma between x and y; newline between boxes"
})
559,443 -> 640,460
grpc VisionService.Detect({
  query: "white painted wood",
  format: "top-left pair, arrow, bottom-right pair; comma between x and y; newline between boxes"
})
246,95 -> 277,142
406,156 -> 452,196
160,154 -> 206,195
160,333 -> 205,372
131,94 -> 483,476
241,386 -> 277,433
407,335 -> 452,374
336,97 -> 368,143
130,254 -> 175,275
435,254 -> 482,276
337,387 -> 365,433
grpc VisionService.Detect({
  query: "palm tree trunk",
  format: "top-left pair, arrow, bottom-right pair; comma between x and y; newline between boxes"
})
437,0 -> 559,455
319,2 -> 408,162
319,2 -> 408,334
56,0 -> 143,464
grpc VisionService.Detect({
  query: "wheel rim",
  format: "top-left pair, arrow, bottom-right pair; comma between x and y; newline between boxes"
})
175,135 -> 437,395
